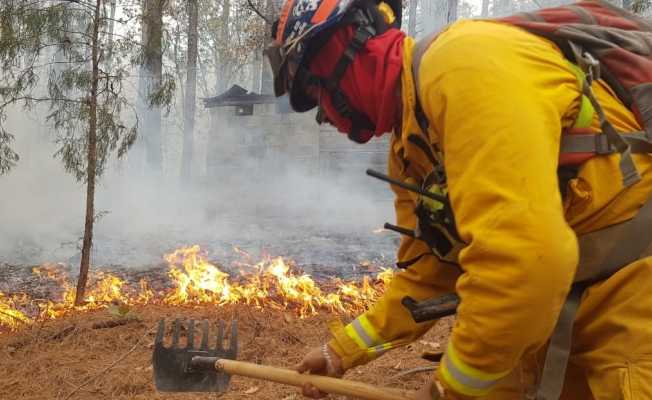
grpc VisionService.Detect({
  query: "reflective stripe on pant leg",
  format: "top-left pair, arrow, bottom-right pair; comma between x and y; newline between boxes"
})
439,341 -> 511,397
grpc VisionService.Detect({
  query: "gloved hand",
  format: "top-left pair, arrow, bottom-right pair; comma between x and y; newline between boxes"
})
295,344 -> 344,398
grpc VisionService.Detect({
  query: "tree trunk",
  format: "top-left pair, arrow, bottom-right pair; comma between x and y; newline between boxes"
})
215,0 -> 230,94
106,0 -> 117,70
194,6 -> 210,97
493,0 -> 510,16
419,0 -> 449,36
197,52 -> 210,98
173,20 -> 185,108
481,0 -> 490,17
408,0 -> 418,37
75,0 -> 102,306
259,0 -> 275,94
447,0 -> 458,23
251,51 -> 262,93
140,0 -> 164,172
181,0 -> 198,181
133,0 -> 150,173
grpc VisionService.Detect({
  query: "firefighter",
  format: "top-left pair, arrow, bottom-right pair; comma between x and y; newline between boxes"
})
266,0 -> 652,398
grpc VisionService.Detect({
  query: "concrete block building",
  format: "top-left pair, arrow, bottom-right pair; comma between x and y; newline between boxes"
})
203,85 -> 390,195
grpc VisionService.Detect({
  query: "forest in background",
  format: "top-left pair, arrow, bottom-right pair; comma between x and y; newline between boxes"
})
0,0 -> 649,303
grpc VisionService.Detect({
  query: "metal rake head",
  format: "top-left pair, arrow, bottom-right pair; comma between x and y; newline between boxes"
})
153,319 -> 238,392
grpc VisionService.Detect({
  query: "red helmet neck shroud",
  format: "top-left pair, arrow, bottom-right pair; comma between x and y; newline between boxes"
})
308,26 -> 405,143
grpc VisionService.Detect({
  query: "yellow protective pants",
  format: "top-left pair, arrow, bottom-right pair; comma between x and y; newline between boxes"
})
485,258 -> 652,400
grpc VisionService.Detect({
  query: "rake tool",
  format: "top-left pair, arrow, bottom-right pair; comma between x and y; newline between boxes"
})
153,319 -> 419,400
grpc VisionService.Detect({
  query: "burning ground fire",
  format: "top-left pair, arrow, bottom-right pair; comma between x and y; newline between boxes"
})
0,245 -> 393,332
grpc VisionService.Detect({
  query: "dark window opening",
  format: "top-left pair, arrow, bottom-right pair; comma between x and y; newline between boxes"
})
235,104 -> 254,116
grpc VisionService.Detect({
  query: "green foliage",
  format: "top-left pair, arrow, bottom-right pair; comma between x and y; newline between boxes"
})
632,0 -> 651,13
0,0 -> 174,178
148,72 -> 176,111
0,127 -> 19,174
164,0 -> 269,97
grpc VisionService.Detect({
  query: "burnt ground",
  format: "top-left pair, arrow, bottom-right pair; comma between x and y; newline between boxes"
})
0,217 -> 401,302
0,304 -> 453,400
0,255 -> 395,310
0,212 -> 400,274
0,215 -> 451,400
0,221 -> 402,323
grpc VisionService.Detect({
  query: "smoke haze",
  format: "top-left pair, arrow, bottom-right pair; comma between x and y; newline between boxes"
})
0,105 -> 397,275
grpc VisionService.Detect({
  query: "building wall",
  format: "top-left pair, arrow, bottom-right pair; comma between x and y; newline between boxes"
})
206,102 -> 390,197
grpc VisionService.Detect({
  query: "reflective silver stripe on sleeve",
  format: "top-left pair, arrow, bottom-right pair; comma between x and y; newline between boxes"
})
370,344 -> 389,355
351,318 -> 375,348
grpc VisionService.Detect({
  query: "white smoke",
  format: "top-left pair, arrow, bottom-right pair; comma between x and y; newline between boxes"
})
0,102 -> 396,271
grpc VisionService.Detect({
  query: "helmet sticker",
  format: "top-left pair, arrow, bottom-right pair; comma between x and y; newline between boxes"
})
276,0 -> 296,42
285,20 -> 309,45
293,0 -> 320,17
336,0 -> 352,13
311,0 -> 339,23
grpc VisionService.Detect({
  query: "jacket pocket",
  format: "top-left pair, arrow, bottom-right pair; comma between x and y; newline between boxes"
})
564,176 -> 592,219
620,357 -> 652,400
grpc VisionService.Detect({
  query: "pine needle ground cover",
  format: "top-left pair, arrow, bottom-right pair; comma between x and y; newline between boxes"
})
0,304 -> 452,400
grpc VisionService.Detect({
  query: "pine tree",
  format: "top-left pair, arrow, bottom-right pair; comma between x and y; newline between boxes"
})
0,0 -> 174,305
633,0 -> 651,13
180,0 -> 198,182
138,0 -> 166,172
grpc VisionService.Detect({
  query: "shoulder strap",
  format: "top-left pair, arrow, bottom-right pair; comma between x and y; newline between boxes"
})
500,0 -> 652,185
571,43 -> 646,186
560,131 -> 652,156
411,32 -> 439,134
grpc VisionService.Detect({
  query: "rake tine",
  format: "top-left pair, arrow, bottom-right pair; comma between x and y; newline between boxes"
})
153,318 -> 235,392
229,320 -> 238,355
187,319 -> 195,349
216,320 -> 225,352
155,319 -> 165,346
172,318 -> 181,348
200,320 -> 209,350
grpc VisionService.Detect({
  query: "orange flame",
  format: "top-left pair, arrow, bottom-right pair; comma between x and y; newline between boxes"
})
0,292 -> 31,330
0,245 -> 394,332
163,246 -> 392,317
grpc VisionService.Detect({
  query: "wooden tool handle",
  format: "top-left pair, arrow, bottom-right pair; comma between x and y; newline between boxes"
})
215,359 -> 416,400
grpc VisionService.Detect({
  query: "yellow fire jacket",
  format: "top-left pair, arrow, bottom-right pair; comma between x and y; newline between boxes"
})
327,20 -> 652,397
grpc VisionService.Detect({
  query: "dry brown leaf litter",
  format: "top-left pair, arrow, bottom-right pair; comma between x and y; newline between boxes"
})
0,304 -> 452,400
